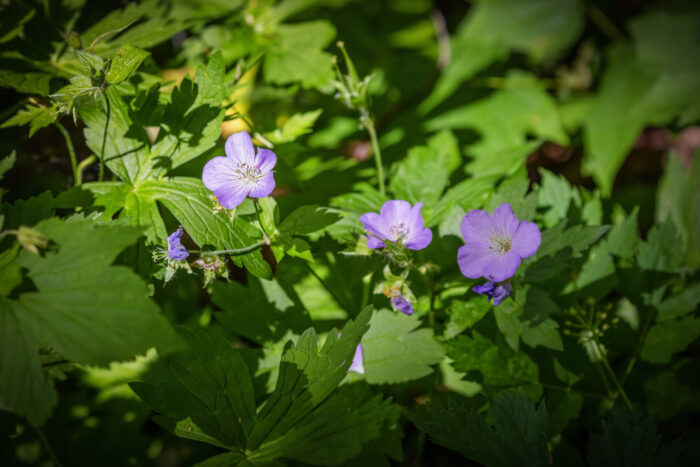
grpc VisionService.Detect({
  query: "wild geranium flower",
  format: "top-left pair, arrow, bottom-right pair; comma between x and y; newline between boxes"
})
359,200 -> 432,250
391,293 -> 414,315
167,226 -> 189,261
202,131 -> 277,209
349,344 -> 365,374
458,203 -> 540,282
473,281 -> 513,306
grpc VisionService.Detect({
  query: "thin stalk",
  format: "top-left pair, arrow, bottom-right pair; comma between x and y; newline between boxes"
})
620,310 -> 653,385
189,240 -> 268,256
587,3 -> 625,40
55,121 -> 79,185
75,154 -> 96,185
598,348 -> 634,410
99,92 -> 111,181
360,107 -> 385,196
35,427 -> 62,467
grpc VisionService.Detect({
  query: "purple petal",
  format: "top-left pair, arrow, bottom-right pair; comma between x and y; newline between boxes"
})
359,212 -> 391,247
215,185 -> 249,209
472,281 -> 496,295
492,283 -> 513,306
404,227 -> 432,250
225,131 -> 255,165
457,243 -> 499,279
481,251 -> 521,282
248,172 -> 275,198
349,344 -> 365,374
255,148 -> 277,173
461,209 -> 495,244
202,157 -> 237,192
167,226 -> 189,261
380,200 -> 412,227
511,221 -> 541,258
492,203 -> 520,238
367,237 -> 387,249
391,295 -> 414,315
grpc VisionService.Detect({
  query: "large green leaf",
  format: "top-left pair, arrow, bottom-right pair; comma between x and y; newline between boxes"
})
0,217 -> 182,425
361,310 -> 445,384
264,20 -> 336,89
406,391 -> 549,467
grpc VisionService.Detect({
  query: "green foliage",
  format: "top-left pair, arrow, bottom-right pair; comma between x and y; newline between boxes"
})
0,217 -> 181,426
361,309 -> 444,384
407,391 -> 549,467
132,308 -> 398,466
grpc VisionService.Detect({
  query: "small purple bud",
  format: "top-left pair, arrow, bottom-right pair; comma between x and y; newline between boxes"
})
349,344 -> 365,374
167,226 -> 189,261
391,294 -> 414,315
472,280 -> 513,306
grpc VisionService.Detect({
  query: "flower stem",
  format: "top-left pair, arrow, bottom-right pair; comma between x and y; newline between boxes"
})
55,121 -> 79,185
360,107 -> 385,196
99,92 -> 111,181
598,349 -> 634,410
35,427 -> 62,467
253,199 -> 271,241
75,154 -> 97,185
189,240 -> 268,256
587,2 -> 625,40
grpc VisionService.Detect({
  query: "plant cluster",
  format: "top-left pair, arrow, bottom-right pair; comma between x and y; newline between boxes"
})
1,0 -> 699,466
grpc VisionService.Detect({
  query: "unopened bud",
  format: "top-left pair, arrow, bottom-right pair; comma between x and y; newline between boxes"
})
17,226 -> 48,255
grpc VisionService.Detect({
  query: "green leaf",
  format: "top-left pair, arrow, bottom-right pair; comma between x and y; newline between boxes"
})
361,309 -> 445,384
656,283 -> 700,322
210,278 -> 312,345
407,391 -> 549,467
0,70 -> 52,96
546,391 -> 582,437
656,153 -> 700,268
264,20 -> 336,89
537,170 -> 574,227
426,73 -> 568,178
420,0 -> 584,112
637,219 -> 684,273
521,319 -> 563,351
1,105 -> 58,137
444,298 -> 491,339
641,316 -> 700,364
606,207 -> 639,259
0,151 -> 16,180
1,217 -> 182,425
446,332 -> 538,387
279,205 -> 340,236
248,307 -> 373,448
265,110 -> 323,144
106,45 -> 150,84
389,145 -> 449,208
587,409 -> 663,467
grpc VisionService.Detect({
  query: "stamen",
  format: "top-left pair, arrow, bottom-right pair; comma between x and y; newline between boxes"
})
389,223 -> 410,241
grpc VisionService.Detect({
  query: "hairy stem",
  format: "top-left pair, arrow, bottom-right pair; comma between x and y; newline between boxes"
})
55,121 -> 79,185
35,427 -> 62,467
189,240 -> 268,256
361,108 -> 385,196
598,348 -> 634,410
99,92 -> 111,181
75,154 -> 97,185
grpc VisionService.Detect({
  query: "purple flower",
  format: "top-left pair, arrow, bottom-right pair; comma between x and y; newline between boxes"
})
202,131 -> 277,209
473,281 -> 513,306
391,294 -> 414,315
458,203 -> 540,282
359,200 -> 432,250
349,344 -> 365,374
167,226 -> 189,261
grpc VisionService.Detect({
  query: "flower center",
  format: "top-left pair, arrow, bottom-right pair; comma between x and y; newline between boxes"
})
490,235 -> 512,254
234,162 -> 261,185
389,223 -> 410,241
